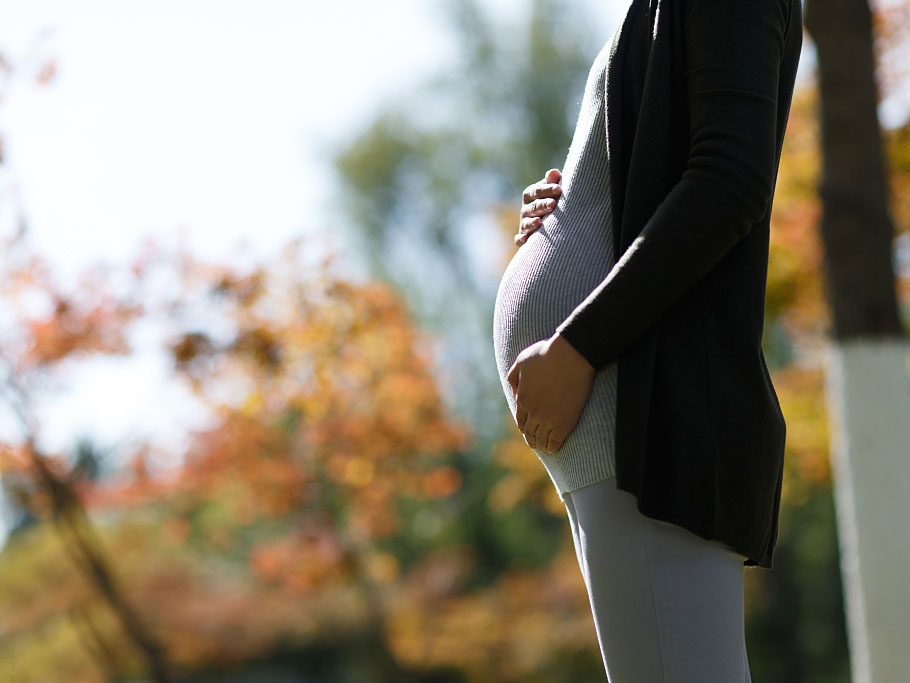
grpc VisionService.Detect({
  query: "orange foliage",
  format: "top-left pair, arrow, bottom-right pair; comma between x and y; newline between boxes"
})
0,225 -> 481,676
766,84 -> 833,343
385,542 -> 594,679
773,363 -> 833,508
0,243 -> 143,372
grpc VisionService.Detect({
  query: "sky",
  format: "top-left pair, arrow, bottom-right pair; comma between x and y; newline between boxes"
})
1,1 -> 463,277
0,0 -> 842,539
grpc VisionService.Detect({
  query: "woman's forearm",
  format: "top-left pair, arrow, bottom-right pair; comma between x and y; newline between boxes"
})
555,0 -> 793,371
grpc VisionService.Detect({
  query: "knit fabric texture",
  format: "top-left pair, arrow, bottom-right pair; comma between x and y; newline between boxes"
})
492,34 -> 618,500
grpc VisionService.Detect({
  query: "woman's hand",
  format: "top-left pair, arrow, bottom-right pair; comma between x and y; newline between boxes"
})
516,168 -> 562,246
506,332 -> 595,453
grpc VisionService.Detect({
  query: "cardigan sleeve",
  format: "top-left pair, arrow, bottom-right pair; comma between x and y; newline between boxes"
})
554,0 -> 792,371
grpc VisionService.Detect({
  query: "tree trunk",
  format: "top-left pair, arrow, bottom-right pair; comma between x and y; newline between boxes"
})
806,0 -> 902,338
804,1 -> 910,681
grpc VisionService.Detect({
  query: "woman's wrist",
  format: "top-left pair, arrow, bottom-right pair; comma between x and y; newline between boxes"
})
548,331 -> 596,375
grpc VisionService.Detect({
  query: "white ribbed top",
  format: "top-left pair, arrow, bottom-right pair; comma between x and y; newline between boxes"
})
492,34 -> 619,501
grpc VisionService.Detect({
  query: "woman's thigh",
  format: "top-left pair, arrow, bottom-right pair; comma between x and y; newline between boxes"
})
562,477 -> 752,683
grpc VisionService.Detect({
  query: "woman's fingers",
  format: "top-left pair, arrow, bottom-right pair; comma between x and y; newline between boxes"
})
522,198 -> 558,217
514,218 -> 541,246
516,170 -> 563,246
542,428 -> 562,454
516,397 -> 561,454
524,421 -> 540,449
515,402 -> 529,432
521,181 -> 562,207
515,199 -> 555,245
515,401 -> 539,448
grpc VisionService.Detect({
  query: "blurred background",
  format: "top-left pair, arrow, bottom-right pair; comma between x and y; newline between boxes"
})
0,0 -> 908,681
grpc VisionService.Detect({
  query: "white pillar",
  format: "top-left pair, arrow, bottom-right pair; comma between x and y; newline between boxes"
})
822,338 -> 910,683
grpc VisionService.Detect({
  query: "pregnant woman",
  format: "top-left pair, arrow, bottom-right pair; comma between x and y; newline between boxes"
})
492,0 -> 803,680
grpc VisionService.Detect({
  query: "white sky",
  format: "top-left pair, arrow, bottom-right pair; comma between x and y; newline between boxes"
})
0,0 -> 863,540
1,1 -> 459,277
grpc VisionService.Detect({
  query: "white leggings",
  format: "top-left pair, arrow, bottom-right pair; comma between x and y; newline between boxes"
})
562,476 -> 753,682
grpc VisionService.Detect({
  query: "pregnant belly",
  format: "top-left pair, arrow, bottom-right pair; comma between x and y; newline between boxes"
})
492,219 -> 613,395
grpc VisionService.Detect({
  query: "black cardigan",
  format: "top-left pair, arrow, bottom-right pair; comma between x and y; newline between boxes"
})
554,0 -> 803,568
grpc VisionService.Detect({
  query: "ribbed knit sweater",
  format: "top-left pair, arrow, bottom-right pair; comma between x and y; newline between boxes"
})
492,33 -> 618,500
